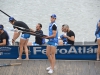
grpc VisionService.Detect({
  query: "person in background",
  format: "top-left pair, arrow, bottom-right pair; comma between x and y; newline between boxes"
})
58,24 -> 67,45
63,24 -> 75,45
9,17 -> 30,60
27,23 -> 45,46
43,14 -> 58,74
0,24 -> 9,46
95,20 -> 100,61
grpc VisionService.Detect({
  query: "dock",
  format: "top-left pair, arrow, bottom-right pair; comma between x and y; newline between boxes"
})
0,60 -> 100,75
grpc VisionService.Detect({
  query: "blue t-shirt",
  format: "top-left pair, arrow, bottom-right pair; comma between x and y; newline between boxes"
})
49,22 -> 58,43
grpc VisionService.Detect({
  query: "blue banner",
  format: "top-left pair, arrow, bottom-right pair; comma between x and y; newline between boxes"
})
0,45 -> 98,60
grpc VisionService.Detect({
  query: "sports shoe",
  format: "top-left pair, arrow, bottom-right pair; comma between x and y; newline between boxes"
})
97,58 -> 100,61
17,58 -> 21,60
96,55 -> 100,61
46,66 -> 51,71
48,69 -> 53,74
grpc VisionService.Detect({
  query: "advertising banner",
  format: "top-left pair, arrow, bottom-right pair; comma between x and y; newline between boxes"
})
0,45 -> 98,60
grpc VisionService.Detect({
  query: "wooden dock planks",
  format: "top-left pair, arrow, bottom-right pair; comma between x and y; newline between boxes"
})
0,60 -> 100,75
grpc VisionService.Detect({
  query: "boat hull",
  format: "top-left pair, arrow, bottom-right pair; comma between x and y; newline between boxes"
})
0,45 -> 98,60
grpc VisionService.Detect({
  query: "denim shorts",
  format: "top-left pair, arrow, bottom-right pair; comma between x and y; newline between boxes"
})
21,34 -> 30,40
96,34 -> 100,39
47,41 -> 58,47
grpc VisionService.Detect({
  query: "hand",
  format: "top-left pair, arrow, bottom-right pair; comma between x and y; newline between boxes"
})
42,35 -> 49,39
30,28 -> 34,32
12,39 -> 15,45
63,34 -> 68,38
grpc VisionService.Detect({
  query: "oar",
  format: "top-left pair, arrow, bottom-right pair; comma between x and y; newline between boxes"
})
7,26 -> 47,37
0,10 -> 11,17
23,31 -> 47,37
13,26 -> 47,37
0,10 -> 47,37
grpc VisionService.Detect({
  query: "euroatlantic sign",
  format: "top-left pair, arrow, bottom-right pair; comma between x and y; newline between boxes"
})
0,45 -> 98,60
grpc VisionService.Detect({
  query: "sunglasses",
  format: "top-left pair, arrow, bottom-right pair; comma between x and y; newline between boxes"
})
51,17 -> 56,19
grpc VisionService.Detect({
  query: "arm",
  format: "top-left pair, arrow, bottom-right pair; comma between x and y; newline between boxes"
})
47,30 -> 57,38
29,28 -> 35,32
12,32 -> 20,41
0,39 -> 6,46
12,28 -> 20,41
47,25 -> 57,39
66,36 -> 75,41
64,31 -> 75,41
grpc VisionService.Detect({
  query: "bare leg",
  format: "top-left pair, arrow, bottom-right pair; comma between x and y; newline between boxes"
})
27,42 -> 32,46
18,38 -> 25,59
97,39 -> 100,60
50,46 -> 56,70
24,39 -> 29,59
46,45 -> 52,67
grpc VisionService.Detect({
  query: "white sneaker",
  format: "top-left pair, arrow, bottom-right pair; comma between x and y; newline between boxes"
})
48,69 -> 53,74
97,55 -> 100,61
97,58 -> 100,61
17,58 -> 21,60
46,66 -> 51,71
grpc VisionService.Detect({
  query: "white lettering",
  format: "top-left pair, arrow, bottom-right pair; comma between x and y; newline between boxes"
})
59,49 -> 67,54
33,47 -> 41,55
78,47 -> 82,54
42,49 -> 46,54
68,46 -> 77,54
94,48 -> 97,53
56,49 -> 59,54
33,46 -> 96,55
87,47 -> 93,53
83,47 -> 86,53
0,52 -> 3,55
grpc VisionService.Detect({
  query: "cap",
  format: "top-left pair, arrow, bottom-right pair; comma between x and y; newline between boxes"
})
9,17 -> 15,22
0,25 -> 3,30
51,14 -> 56,18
